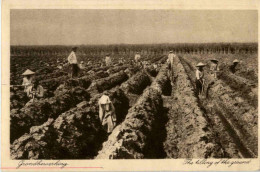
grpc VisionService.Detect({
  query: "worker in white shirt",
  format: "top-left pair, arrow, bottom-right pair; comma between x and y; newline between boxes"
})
195,62 -> 206,96
210,59 -> 220,79
67,47 -> 79,78
98,92 -> 117,133
134,52 -> 141,63
167,51 -> 175,80
21,69 -> 35,92
105,54 -> 112,66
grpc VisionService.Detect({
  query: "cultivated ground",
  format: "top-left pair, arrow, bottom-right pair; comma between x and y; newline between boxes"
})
10,50 -> 258,159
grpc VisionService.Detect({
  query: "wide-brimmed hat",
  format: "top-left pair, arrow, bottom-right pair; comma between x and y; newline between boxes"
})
210,59 -> 218,63
106,53 -> 110,56
196,62 -> 206,67
169,51 -> 173,53
233,59 -> 239,63
22,69 -> 35,76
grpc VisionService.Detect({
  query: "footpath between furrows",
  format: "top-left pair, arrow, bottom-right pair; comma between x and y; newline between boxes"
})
96,66 -> 169,159
180,55 -> 257,158
163,55 -> 224,158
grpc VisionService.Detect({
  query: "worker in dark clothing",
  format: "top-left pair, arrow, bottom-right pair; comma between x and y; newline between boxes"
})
230,59 -> 239,73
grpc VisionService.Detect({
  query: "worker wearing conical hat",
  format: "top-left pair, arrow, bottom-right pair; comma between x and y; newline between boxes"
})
210,59 -> 220,79
98,92 -> 116,133
195,62 -> 206,96
22,69 -> 35,92
105,54 -> 112,66
230,59 -> 239,73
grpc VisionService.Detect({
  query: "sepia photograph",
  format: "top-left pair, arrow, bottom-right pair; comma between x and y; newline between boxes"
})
1,1 -> 259,170
8,9 -> 258,160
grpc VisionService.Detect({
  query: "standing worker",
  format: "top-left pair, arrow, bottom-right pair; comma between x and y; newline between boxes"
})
134,52 -> 141,64
98,92 -> 117,133
210,59 -> 220,79
22,69 -> 35,92
167,51 -> 175,80
230,59 -> 239,73
67,47 -> 79,78
195,62 -> 206,96
105,54 -> 112,66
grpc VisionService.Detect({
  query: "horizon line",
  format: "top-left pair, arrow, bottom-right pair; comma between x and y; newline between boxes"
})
10,42 -> 258,46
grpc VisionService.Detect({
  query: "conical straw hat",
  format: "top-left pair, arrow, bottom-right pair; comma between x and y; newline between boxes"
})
22,69 -> 35,76
210,59 -> 218,62
196,62 -> 206,67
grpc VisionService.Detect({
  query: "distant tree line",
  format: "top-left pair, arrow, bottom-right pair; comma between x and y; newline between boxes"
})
11,43 -> 257,56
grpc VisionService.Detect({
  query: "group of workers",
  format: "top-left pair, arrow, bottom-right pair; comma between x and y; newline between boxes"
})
166,50 -> 240,96
15,47 -> 242,134
195,59 -> 240,96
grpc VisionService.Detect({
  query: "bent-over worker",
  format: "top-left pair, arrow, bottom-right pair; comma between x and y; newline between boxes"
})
22,69 -> 35,92
67,47 -> 79,78
195,62 -> 206,96
98,92 -> 116,133
27,79 -> 44,100
210,59 -> 220,79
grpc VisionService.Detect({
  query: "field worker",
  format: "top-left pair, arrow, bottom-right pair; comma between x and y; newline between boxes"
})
67,47 -> 79,78
26,79 -> 44,102
134,52 -> 141,63
118,58 -> 123,64
98,92 -> 117,133
210,59 -> 220,79
87,61 -> 92,65
22,69 -> 35,92
153,63 -> 158,70
195,62 -> 206,96
230,59 -> 239,73
167,51 -> 175,79
79,61 -> 85,69
57,62 -> 63,69
105,54 -> 112,66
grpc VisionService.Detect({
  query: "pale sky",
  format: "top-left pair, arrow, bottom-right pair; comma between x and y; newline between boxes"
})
10,10 -> 257,45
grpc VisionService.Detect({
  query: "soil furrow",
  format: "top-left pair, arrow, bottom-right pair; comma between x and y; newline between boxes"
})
10,70 -> 152,159
163,56 -> 224,158
179,55 -> 257,158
